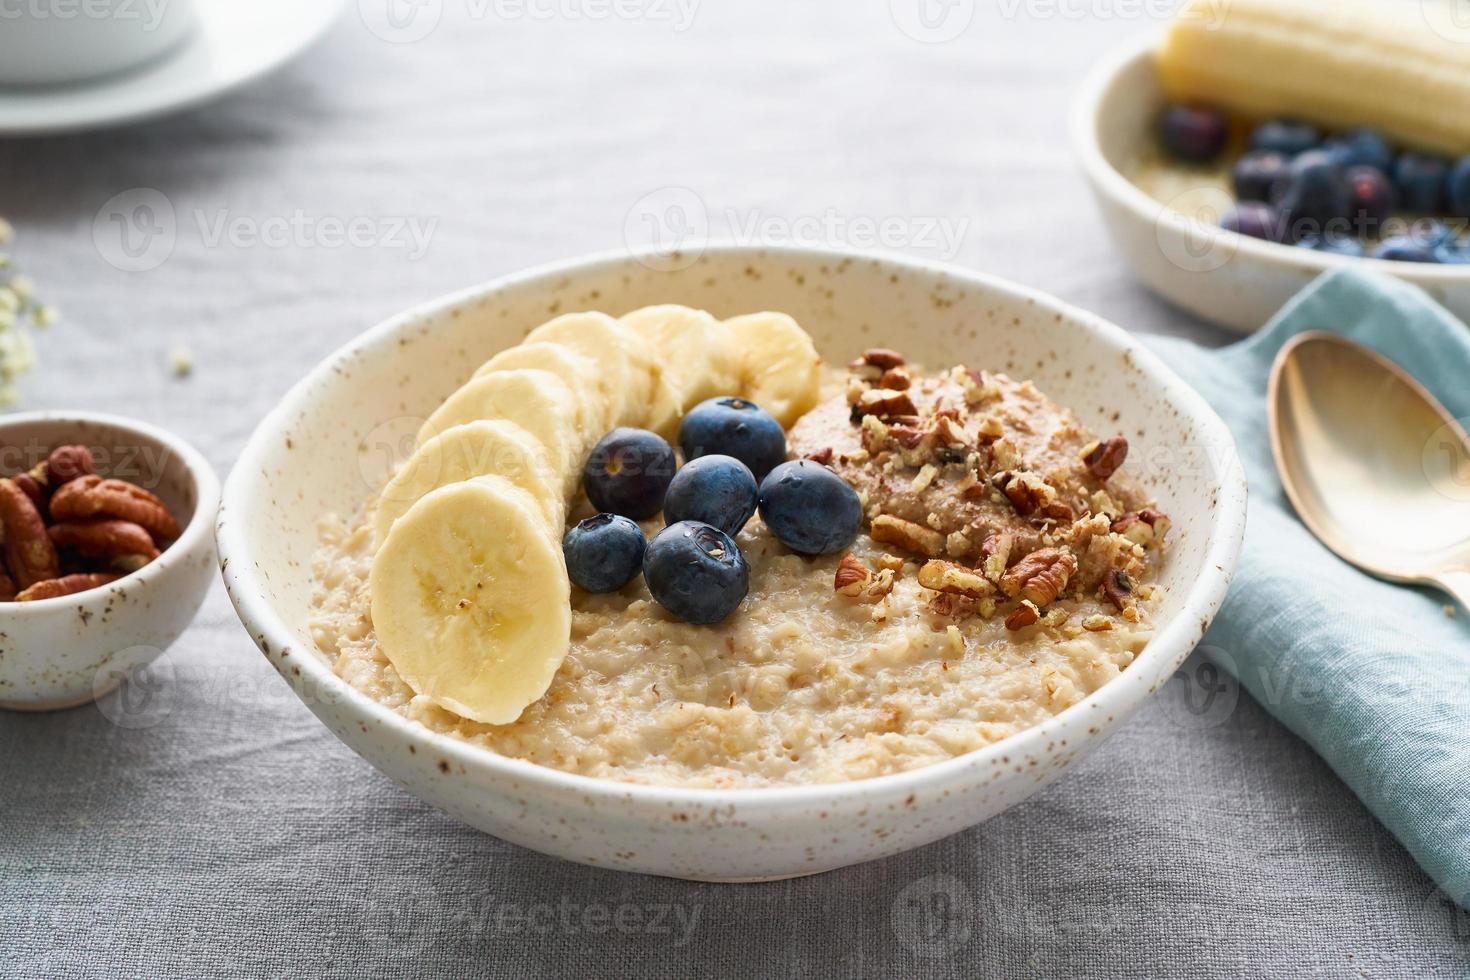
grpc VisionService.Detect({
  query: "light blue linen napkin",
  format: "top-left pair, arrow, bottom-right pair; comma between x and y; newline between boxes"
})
1142,266 -> 1470,904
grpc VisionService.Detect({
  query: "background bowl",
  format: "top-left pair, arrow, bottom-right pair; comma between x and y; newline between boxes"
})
218,245 -> 1246,881
1073,35 -> 1470,334
0,412 -> 219,711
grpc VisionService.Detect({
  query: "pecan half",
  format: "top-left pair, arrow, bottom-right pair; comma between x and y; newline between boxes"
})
0,478 -> 58,589
1102,569 -> 1134,611
871,514 -> 945,557
855,387 -> 918,420
13,471 -> 46,515
917,560 -> 994,599
1000,548 -> 1077,606
1081,436 -> 1129,480
16,572 -> 120,602
1004,600 -> 1040,631
50,476 -> 181,542
49,520 -> 160,562
45,445 -> 95,486
879,367 -> 911,390
860,348 -> 906,370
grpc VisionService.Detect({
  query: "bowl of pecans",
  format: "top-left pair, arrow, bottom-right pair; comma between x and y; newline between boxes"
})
0,411 -> 219,711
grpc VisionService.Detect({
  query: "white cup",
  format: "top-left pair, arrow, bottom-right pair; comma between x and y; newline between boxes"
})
0,0 -> 196,87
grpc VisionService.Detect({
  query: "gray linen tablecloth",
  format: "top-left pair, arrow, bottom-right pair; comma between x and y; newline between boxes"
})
3,2 -> 1468,976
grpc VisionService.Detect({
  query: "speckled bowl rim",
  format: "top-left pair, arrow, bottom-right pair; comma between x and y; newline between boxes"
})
0,410 -> 219,614
1072,34 -> 1470,283
218,244 -> 1248,809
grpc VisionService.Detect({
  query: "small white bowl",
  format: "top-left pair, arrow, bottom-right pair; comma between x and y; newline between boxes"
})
1073,34 -> 1470,334
0,412 -> 219,712
0,0 -> 196,86
218,245 -> 1246,881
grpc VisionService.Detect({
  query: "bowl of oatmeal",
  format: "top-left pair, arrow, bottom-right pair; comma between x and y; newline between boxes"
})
218,245 -> 1245,880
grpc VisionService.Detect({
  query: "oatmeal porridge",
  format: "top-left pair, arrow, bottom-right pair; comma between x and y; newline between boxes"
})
310,309 -> 1168,789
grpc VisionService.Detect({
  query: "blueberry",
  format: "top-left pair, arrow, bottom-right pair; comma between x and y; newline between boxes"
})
1231,150 -> 1289,202
1220,201 -> 1284,242
678,396 -> 787,480
1158,104 -> 1227,163
1343,166 -> 1396,233
662,454 -> 758,536
1250,118 -> 1320,157
562,514 -> 646,593
1393,152 -> 1450,212
1323,128 -> 1394,171
1272,150 -> 1350,242
1374,236 -> 1442,263
1295,234 -> 1364,257
1407,217 -> 1454,248
757,459 -> 862,556
1436,240 -> 1470,265
643,521 -> 749,625
582,427 -> 676,520
1451,157 -> 1470,217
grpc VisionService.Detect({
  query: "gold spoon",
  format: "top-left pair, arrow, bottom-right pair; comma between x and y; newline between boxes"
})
1269,331 -> 1470,609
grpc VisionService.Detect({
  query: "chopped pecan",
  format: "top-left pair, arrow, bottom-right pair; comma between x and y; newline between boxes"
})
888,425 -> 925,450
49,520 -> 160,562
13,471 -> 46,514
0,478 -> 58,589
834,554 -> 873,596
879,367 -> 911,390
1082,615 -> 1114,632
50,476 -> 181,542
933,415 -> 968,449
1005,601 -> 1040,631
871,514 -> 945,557
928,592 -> 976,619
1081,436 -> 1129,480
1002,472 -> 1054,516
956,366 -> 1000,406
1042,501 -> 1075,523
45,445 -> 95,486
980,532 -> 1013,582
16,572 -> 120,602
803,447 -> 834,466
1102,569 -> 1134,611
860,348 -> 906,370
1000,547 -> 1077,606
917,560 -> 994,599
855,387 -> 918,420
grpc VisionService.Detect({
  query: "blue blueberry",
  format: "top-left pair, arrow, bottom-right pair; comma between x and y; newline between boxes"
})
757,459 -> 862,556
1250,118 -> 1320,157
1272,150 -> 1350,242
1220,201 -> 1284,242
1343,166 -> 1395,232
1323,128 -> 1394,171
643,521 -> 749,625
582,427 -> 676,520
1407,217 -> 1454,248
1435,240 -> 1470,264
1393,153 -> 1450,212
1231,150 -> 1289,202
1295,234 -> 1364,257
662,454 -> 758,536
1158,104 -> 1227,163
678,396 -> 787,480
1451,157 -> 1470,217
1374,236 -> 1442,263
562,514 -> 646,593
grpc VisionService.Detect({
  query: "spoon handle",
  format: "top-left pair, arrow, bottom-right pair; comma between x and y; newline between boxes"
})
1432,569 -> 1470,613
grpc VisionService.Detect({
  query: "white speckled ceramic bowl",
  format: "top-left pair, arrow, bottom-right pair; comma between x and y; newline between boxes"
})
1074,35 -> 1470,334
218,245 -> 1246,881
0,412 -> 219,711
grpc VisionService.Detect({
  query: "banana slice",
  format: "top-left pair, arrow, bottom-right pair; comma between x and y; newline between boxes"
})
620,305 -> 738,436
520,312 -> 647,430
370,476 -> 570,726
417,368 -> 583,494
471,342 -> 611,435
722,312 -> 822,427
373,420 -> 563,546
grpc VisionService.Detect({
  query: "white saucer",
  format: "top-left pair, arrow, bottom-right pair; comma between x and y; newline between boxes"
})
0,0 -> 347,136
